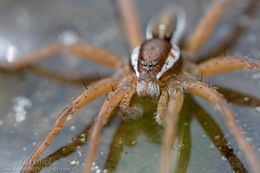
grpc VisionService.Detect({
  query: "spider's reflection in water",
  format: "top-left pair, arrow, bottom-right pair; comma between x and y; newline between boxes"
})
33,92 -> 260,173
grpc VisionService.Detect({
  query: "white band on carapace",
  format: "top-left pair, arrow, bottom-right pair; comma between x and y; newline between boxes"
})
156,45 -> 180,79
130,46 -> 141,78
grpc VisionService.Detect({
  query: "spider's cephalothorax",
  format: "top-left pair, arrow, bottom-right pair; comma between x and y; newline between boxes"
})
131,39 -> 180,98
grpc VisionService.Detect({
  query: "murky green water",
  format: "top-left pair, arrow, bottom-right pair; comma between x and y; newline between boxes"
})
0,0 -> 259,173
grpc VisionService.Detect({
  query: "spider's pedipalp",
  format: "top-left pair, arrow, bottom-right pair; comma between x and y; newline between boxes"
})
84,86 -> 134,173
184,0 -> 232,58
21,76 -> 119,173
193,56 -> 260,77
155,89 -> 169,125
185,80 -> 260,173
0,43 -> 123,71
160,87 -> 184,173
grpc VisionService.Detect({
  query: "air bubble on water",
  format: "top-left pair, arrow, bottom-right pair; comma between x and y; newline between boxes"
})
201,134 -> 206,138
256,106 -> 260,112
243,97 -> 249,102
70,125 -> 76,131
91,162 -> 102,173
77,150 -> 82,157
0,120 -> 3,126
34,132 -> 38,136
67,116 -> 73,121
214,135 -> 220,140
58,30 -> 79,45
79,134 -> 86,142
246,137 -> 253,142
32,142 -> 37,146
252,73 -> 260,86
70,160 -> 79,166
22,147 -> 27,151
0,38 -> 19,63
9,96 -> 32,123
252,73 -> 260,79
131,140 -> 137,146
221,156 -> 227,161
210,143 -> 214,148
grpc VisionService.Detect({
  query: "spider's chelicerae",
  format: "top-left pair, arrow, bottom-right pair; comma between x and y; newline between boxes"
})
1,0 -> 260,173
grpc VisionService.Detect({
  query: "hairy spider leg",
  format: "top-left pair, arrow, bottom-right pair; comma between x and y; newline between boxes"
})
160,88 -> 184,173
185,80 -> 260,173
84,86 -> 133,173
21,76 -> 118,173
0,43 -> 123,71
194,56 -> 260,76
119,86 -> 140,119
116,0 -> 144,50
184,0 -> 232,58
155,89 -> 169,125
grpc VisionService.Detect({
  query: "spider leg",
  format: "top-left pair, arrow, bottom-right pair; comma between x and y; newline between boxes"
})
160,87 -> 184,173
184,0 -> 232,58
193,56 -> 260,77
31,122 -> 93,172
174,104 -> 192,173
116,0 -> 144,50
217,85 -> 260,107
155,89 -> 169,125
28,65 -> 109,85
104,121 -> 125,171
84,86 -> 133,173
20,76 -> 118,173
193,99 -> 247,172
120,87 -> 143,119
0,43 -> 123,71
184,80 -> 260,173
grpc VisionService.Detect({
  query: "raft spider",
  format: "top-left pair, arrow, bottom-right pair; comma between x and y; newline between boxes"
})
0,0 -> 259,173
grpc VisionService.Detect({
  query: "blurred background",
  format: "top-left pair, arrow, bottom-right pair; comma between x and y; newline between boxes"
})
0,0 -> 259,172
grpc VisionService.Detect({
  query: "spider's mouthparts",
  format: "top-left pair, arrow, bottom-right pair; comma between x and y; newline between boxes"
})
137,80 -> 160,98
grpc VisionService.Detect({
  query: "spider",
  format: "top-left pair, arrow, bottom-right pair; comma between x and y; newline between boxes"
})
0,0 -> 259,173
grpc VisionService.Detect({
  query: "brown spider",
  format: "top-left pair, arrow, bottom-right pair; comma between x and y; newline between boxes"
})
0,0 -> 259,173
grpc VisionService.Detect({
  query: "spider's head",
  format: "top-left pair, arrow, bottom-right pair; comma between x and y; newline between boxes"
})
130,38 -> 180,98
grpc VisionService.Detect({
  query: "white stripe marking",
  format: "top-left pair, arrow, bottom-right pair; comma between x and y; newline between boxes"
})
156,45 -> 180,79
130,46 -> 140,78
